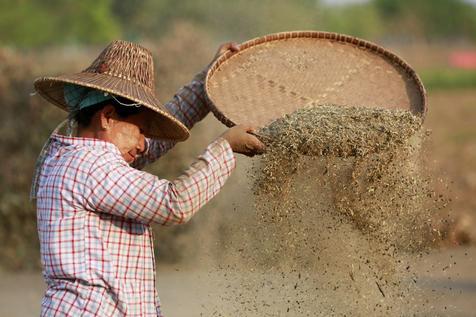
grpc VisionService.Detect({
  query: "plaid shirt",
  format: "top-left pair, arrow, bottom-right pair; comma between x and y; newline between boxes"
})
35,71 -> 236,316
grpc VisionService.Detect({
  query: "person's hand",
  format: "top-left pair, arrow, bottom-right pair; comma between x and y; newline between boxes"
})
211,42 -> 240,64
221,125 -> 266,157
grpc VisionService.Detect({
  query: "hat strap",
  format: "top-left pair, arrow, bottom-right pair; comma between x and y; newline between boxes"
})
110,94 -> 142,108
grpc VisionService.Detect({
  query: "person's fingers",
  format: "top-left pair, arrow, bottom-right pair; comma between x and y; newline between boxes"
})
243,125 -> 258,133
210,42 -> 240,68
217,42 -> 240,56
228,42 -> 240,53
244,134 -> 266,154
220,125 -> 266,156
222,42 -> 239,51
236,125 -> 266,153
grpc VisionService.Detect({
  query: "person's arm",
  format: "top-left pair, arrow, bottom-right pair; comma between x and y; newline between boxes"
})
132,43 -> 240,169
131,71 -> 210,169
86,137 -> 235,225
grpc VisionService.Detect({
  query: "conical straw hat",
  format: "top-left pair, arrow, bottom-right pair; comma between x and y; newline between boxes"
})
206,31 -> 427,128
34,40 -> 189,141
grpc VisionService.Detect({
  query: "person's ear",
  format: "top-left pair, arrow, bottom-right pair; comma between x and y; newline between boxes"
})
99,104 -> 116,130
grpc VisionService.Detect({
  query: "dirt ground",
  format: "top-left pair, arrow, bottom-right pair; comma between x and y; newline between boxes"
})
0,246 -> 474,316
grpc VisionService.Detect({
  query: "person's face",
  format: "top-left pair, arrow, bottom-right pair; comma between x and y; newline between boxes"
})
112,113 -> 147,163
100,106 -> 149,163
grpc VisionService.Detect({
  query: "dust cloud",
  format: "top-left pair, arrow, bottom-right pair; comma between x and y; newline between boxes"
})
206,105 -> 447,316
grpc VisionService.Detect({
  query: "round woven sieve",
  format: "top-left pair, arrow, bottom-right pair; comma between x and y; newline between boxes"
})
206,31 -> 427,128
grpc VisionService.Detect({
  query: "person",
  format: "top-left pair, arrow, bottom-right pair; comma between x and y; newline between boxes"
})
31,40 -> 265,316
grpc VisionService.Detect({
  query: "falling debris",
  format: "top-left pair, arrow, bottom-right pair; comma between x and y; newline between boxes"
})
214,104 -> 446,316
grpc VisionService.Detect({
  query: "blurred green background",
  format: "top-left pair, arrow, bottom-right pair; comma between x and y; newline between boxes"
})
1,0 -> 476,270
2,0 -> 476,47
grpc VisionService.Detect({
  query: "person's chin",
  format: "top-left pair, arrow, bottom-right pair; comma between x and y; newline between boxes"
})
124,154 -> 135,163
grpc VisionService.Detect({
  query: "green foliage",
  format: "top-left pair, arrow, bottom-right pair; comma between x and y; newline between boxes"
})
2,0 -> 476,47
0,0 -> 120,47
319,3 -> 385,38
0,48 -> 64,270
113,0 -> 319,41
421,68 -> 476,90
373,0 -> 476,41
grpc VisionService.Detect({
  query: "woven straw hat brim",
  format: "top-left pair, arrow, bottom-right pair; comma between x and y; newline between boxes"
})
34,72 -> 190,141
206,31 -> 427,129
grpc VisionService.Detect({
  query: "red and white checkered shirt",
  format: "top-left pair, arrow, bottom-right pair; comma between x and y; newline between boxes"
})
35,72 -> 236,316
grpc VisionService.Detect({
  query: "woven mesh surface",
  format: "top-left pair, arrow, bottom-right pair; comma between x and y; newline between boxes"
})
206,31 -> 427,128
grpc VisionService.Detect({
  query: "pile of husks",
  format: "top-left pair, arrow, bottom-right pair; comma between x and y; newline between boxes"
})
255,104 -> 423,195
260,104 -> 422,158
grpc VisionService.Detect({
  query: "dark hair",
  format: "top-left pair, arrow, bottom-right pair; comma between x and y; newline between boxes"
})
74,97 -> 143,127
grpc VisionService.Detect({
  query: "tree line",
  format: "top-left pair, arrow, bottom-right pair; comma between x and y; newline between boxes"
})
1,0 -> 476,47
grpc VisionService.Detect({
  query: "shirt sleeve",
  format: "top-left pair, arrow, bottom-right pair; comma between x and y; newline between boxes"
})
86,138 -> 235,225
132,70 -> 211,169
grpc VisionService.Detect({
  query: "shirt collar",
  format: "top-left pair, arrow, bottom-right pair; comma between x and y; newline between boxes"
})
31,125 -> 123,201
50,133 -> 122,156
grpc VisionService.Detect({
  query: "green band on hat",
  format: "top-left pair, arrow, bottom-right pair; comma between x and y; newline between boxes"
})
64,83 -> 112,111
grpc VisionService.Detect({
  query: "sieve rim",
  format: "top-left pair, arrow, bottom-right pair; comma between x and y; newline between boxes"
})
206,31 -> 427,128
